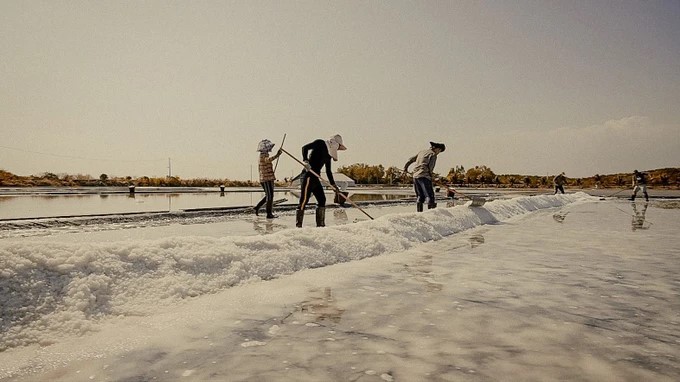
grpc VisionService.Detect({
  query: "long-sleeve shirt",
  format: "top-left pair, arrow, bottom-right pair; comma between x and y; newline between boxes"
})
258,151 -> 281,182
553,174 -> 566,186
404,148 -> 437,180
633,173 -> 647,186
301,139 -> 335,185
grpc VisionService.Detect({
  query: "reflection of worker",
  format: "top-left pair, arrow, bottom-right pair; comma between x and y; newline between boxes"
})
630,170 -> 649,202
553,172 -> 566,194
631,202 -> 649,231
333,209 -> 349,225
252,219 -> 275,234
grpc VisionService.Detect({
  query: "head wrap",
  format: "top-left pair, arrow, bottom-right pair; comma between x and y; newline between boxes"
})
326,134 -> 347,161
257,139 -> 275,153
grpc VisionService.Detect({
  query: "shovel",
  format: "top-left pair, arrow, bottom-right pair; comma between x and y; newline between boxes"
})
599,188 -> 628,200
400,169 -> 486,207
447,187 -> 486,207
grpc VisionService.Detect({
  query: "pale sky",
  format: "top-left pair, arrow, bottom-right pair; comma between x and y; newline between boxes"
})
1,0 -> 679,181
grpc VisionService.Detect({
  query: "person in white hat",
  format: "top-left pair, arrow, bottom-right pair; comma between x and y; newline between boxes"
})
254,139 -> 282,218
296,134 -> 347,227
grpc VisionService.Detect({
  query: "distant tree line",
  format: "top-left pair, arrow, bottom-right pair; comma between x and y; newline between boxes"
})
336,164 -> 680,189
0,170 -> 253,188
2,167 -> 679,189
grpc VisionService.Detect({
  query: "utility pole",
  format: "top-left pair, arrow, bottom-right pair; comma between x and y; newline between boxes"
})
168,158 -> 172,177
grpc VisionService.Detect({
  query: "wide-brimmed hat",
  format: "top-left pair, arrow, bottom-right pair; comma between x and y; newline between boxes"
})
331,134 -> 347,150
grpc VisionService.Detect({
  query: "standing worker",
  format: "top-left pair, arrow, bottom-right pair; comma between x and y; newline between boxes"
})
254,139 -> 282,219
553,172 -> 567,194
296,134 -> 347,227
630,170 -> 649,202
403,142 -> 446,212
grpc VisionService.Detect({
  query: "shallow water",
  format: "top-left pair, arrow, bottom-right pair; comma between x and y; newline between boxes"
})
0,191 -> 287,220
0,188 -> 416,220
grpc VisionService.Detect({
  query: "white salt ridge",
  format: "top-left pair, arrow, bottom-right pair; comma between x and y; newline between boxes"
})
0,193 -> 591,350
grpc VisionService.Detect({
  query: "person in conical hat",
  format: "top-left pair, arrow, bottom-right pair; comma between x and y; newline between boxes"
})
254,139 -> 282,219
403,141 -> 445,212
296,134 -> 347,228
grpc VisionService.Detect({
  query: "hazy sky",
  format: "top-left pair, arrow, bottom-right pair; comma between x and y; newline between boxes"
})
1,1 -> 679,181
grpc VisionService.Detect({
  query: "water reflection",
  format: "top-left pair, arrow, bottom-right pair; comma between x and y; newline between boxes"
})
167,193 -> 181,212
251,218 -> 286,234
631,202 -> 649,231
0,189 -> 410,220
298,287 -> 345,323
332,209 -> 349,225
402,255 -> 443,292
468,234 -> 485,248
552,211 -> 569,223
344,193 -> 406,202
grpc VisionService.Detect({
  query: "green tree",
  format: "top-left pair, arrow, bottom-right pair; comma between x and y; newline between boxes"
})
465,165 -> 495,185
384,166 -> 402,184
446,165 -> 465,184
338,163 -> 385,184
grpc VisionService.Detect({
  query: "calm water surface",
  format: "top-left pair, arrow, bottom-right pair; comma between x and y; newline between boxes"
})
9,186 -> 659,221
0,191 -> 288,220
0,187 -> 412,220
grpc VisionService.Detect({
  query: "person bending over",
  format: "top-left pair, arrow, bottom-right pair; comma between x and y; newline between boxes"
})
404,141 -> 446,212
296,134 -> 347,227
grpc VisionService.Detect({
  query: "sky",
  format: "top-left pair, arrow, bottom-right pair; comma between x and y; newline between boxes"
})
1,0 -> 679,180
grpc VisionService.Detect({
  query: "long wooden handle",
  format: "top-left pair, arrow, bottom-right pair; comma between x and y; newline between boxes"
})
274,133 -> 286,173
280,148 -> 374,220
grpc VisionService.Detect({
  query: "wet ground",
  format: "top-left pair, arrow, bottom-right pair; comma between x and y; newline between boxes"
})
2,198 -> 679,381
3,188 -> 678,241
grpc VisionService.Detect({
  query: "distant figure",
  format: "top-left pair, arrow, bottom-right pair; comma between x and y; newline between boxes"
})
296,134 -> 346,228
403,142 -> 446,212
630,170 -> 649,202
553,172 -> 566,194
631,202 -> 649,231
254,139 -> 282,219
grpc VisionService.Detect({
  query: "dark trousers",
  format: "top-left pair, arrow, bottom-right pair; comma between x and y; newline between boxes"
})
554,185 -> 565,194
414,177 -> 435,203
255,181 -> 275,210
298,172 -> 326,210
